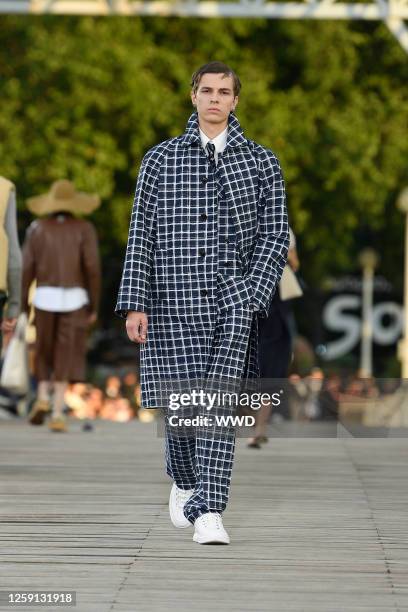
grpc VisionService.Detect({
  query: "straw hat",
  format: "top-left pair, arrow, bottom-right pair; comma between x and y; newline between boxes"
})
27,179 -> 100,216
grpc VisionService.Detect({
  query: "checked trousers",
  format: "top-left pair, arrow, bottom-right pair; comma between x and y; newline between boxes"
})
163,304 -> 254,524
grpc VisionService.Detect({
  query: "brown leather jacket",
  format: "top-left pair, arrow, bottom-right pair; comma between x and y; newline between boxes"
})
22,215 -> 101,314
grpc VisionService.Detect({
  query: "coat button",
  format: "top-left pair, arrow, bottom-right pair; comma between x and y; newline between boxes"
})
200,213 -> 208,221
201,289 -> 208,297
201,177 -> 208,184
199,248 -> 206,257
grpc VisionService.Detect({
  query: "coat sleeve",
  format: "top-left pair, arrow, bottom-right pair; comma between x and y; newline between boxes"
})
115,153 -> 159,319
21,222 -> 37,315
245,149 -> 290,318
4,189 -> 22,319
82,221 -> 101,314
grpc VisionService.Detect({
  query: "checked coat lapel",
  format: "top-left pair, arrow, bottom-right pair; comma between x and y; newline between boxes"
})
181,111 -> 256,251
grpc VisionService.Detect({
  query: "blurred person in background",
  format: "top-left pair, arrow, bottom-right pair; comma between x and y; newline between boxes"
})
64,383 -> 91,420
0,177 -> 22,418
22,180 -> 101,432
288,367 -> 339,421
248,227 -> 302,447
85,386 -> 105,419
104,375 -> 122,400
121,370 -> 140,417
318,373 -> 340,421
100,397 -> 133,422
303,366 -> 324,420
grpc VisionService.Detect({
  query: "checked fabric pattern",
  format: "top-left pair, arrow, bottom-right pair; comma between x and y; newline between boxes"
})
114,111 -> 289,410
163,304 -> 254,524
115,111 -> 289,524
115,110 -> 289,320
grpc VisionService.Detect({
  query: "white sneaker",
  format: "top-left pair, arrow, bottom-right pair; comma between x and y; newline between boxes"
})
169,483 -> 194,528
193,512 -> 230,544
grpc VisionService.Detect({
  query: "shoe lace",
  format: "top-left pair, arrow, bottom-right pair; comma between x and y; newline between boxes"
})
201,512 -> 223,530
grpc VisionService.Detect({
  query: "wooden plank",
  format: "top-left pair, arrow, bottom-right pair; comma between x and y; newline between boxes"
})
0,420 -> 407,612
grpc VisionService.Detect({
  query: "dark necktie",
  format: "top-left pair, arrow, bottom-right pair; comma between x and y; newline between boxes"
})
206,142 -> 216,165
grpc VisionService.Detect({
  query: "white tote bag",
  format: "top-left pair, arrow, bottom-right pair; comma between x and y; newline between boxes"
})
0,312 -> 30,395
279,265 -> 304,301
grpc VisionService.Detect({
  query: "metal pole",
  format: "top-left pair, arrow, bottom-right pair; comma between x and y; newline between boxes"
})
360,264 -> 374,377
402,213 -> 408,377
359,249 -> 378,377
397,189 -> 408,379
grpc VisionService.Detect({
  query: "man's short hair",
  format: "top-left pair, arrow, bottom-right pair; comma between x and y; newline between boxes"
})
190,61 -> 241,97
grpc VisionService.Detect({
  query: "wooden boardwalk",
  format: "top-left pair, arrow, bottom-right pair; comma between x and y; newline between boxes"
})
0,418 -> 407,612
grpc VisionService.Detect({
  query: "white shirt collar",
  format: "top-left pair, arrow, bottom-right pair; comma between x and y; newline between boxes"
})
199,126 -> 228,154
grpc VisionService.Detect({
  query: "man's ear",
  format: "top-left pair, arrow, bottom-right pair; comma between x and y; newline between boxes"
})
191,91 -> 197,107
232,95 -> 239,111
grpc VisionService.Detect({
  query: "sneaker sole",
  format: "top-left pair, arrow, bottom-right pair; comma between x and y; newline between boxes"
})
193,533 -> 230,545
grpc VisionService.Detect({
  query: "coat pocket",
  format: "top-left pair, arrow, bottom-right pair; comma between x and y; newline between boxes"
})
150,249 -> 194,308
216,274 -> 253,313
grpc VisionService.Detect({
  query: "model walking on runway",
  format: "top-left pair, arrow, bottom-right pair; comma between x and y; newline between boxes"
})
116,61 -> 289,544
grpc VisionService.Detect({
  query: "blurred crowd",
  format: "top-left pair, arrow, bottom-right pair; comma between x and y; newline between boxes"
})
285,367 -> 392,421
0,175 -> 403,433
57,367 -> 399,425
64,372 -> 141,422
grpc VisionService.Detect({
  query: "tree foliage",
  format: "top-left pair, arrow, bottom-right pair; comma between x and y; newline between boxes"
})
1,15 -> 407,304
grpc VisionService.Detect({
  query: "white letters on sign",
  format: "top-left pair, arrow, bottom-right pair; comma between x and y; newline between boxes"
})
322,295 -> 403,360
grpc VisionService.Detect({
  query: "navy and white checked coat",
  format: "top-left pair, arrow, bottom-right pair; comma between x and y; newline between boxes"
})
115,111 -> 290,408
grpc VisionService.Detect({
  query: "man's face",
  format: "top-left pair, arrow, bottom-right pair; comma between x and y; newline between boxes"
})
191,73 -> 238,125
